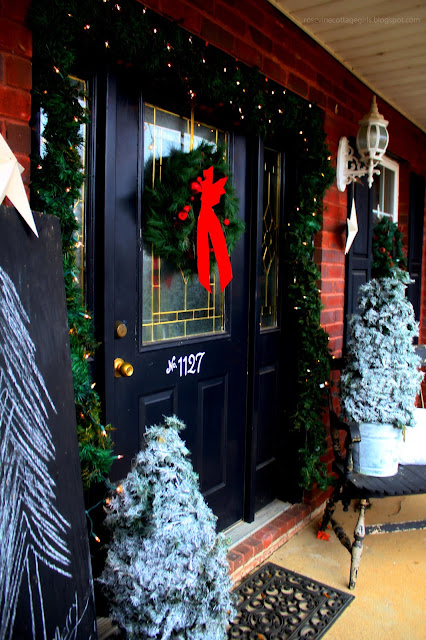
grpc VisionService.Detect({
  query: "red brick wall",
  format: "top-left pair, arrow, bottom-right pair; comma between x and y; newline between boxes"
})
0,0 -> 32,192
139,0 -> 426,349
3,0 -> 426,347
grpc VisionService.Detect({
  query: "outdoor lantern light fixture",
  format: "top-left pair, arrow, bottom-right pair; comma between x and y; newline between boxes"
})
336,96 -> 389,192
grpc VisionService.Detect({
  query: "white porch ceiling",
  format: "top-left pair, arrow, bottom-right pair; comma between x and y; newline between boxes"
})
268,0 -> 426,132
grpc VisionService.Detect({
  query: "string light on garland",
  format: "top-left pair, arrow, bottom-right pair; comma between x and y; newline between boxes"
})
86,499 -> 105,543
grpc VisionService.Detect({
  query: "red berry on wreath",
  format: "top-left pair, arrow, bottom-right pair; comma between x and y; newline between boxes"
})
190,181 -> 202,194
183,205 -> 191,212
196,176 -> 202,183
223,218 -> 230,226
190,195 -> 195,201
178,211 -> 188,221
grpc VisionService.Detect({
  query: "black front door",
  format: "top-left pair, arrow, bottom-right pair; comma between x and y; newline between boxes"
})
96,71 -> 290,530
99,73 -> 250,530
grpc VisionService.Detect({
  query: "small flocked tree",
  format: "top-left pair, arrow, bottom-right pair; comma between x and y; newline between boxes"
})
99,416 -> 236,640
341,276 -> 422,429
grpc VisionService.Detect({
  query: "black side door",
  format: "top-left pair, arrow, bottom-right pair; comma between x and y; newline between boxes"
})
407,173 -> 425,323
246,143 -> 287,517
344,177 -> 377,341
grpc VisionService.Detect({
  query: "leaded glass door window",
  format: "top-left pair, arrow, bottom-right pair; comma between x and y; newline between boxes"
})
260,148 -> 280,329
142,105 -> 227,343
251,144 -> 285,515
40,76 -> 88,297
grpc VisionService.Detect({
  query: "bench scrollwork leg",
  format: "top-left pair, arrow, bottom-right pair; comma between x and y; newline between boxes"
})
349,498 -> 368,589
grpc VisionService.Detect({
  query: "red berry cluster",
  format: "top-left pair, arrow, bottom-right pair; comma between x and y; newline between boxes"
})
178,205 -> 192,221
177,176 -> 202,221
190,176 -> 203,194
177,176 -> 230,229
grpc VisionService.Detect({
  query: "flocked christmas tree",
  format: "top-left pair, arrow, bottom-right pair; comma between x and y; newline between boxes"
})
99,416 -> 236,640
341,275 -> 422,429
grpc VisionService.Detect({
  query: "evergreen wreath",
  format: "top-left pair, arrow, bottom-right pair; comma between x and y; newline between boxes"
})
143,142 -> 244,276
30,0 -> 335,491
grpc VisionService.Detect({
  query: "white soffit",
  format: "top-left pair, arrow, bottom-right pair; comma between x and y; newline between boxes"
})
268,0 -> 426,132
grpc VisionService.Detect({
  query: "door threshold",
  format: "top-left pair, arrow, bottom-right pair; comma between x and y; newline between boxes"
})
224,499 -> 290,547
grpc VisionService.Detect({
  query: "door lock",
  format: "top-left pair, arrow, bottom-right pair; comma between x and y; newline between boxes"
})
114,357 -> 134,378
115,321 -> 128,339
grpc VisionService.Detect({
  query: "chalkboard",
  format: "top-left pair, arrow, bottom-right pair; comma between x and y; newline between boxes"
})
0,206 -> 98,639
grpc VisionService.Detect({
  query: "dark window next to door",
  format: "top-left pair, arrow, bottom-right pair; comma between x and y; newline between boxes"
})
407,173 -> 425,327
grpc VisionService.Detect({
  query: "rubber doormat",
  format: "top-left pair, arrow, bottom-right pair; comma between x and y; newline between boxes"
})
228,562 -> 354,639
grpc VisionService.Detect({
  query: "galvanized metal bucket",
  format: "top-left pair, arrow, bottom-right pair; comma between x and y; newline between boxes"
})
352,422 -> 402,477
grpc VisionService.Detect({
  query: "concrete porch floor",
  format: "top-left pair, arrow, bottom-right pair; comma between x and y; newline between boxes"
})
263,493 -> 426,640
97,494 -> 425,639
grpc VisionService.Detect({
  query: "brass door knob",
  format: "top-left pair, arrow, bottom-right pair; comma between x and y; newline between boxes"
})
114,357 -> 134,377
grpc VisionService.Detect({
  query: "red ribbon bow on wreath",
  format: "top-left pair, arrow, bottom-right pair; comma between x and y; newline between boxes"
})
197,166 -> 233,293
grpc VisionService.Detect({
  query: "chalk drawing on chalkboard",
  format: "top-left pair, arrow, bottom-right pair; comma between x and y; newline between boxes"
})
0,265 -> 78,639
51,590 -> 96,640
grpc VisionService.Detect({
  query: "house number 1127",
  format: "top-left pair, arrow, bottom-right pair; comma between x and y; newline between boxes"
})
166,352 -> 205,377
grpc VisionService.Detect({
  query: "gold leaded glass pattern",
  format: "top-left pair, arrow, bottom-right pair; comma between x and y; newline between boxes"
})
260,148 -> 280,329
142,105 -> 227,343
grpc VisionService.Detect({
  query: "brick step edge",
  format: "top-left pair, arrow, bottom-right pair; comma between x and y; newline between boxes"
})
227,501 -> 326,585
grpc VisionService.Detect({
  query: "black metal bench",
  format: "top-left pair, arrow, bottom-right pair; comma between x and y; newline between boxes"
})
319,417 -> 426,589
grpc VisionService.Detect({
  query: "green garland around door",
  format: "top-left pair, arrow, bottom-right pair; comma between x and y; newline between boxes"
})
30,0 -> 335,491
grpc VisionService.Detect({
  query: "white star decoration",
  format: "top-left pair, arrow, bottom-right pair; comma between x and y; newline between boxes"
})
0,133 -> 38,237
345,197 -> 358,254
